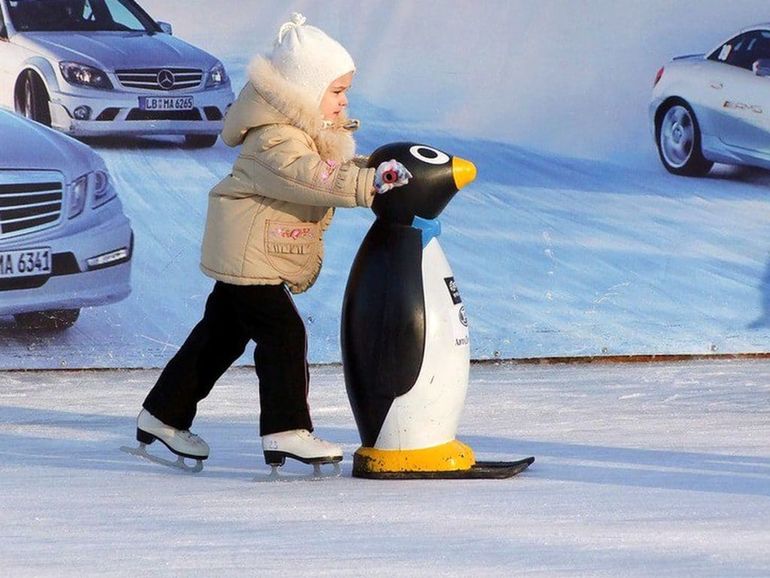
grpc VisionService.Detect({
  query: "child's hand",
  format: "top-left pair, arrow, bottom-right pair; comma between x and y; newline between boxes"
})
374,160 -> 413,194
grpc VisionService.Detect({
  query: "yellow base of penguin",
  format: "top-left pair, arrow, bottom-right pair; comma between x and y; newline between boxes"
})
353,440 -> 476,477
352,439 -> 535,480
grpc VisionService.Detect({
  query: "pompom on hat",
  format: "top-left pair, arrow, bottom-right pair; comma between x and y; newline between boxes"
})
270,13 -> 356,106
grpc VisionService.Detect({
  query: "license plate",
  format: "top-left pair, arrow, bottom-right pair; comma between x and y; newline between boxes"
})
0,247 -> 52,278
139,95 -> 194,111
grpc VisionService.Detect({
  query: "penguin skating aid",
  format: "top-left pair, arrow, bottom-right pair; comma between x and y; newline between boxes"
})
341,142 -> 534,479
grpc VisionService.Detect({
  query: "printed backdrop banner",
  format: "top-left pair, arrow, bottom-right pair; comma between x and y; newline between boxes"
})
1,0 -> 769,368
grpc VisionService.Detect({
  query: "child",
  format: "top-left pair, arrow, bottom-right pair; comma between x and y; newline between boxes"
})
135,13 -> 411,470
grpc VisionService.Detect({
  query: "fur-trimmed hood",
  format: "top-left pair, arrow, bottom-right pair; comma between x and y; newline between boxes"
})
221,56 -> 357,162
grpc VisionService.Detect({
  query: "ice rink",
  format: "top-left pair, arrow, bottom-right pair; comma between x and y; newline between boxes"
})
1,359 -> 768,576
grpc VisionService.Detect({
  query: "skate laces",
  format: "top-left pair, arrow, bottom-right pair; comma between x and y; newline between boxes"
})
180,430 -> 202,444
299,430 -> 336,447
299,430 -> 322,442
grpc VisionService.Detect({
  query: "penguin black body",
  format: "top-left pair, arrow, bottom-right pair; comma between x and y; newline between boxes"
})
341,142 -> 534,479
341,142 -> 472,447
340,219 -> 424,446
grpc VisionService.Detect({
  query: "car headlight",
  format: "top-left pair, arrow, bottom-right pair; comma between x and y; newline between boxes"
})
59,61 -> 113,90
91,170 -> 116,208
69,175 -> 88,218
205,62 -> 229,88
68,170 -> 117,218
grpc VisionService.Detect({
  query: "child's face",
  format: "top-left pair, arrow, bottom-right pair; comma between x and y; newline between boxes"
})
320,72 -> 353,121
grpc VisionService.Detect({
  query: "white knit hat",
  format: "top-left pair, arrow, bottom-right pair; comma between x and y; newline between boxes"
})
270,13 -> 356,106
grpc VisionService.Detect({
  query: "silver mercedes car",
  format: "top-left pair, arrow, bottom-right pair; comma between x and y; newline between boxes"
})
0,107 -> 132,330
650,23 -> 770,176
0,0 -> 233,147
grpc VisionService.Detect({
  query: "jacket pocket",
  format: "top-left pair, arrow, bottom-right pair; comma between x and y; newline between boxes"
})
264,219 -> 319,276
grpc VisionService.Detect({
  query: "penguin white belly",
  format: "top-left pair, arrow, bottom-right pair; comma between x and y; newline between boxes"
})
374,238 -> 470,450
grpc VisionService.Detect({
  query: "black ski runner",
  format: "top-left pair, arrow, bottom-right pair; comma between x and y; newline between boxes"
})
353,457 -> 535,480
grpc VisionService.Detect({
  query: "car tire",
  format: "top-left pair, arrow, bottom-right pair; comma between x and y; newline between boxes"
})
184,134 -> 218,148
15,70 -> 52,127
14,309 -> 80,331
656,102 -> 713,176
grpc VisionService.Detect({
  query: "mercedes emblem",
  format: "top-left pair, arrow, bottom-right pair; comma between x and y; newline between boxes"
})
157,69 -> 175,90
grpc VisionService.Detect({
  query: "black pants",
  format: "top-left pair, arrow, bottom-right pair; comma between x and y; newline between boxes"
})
143,281 -> 312,436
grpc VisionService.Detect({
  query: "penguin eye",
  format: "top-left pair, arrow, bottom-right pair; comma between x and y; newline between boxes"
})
409,145 -> 450,165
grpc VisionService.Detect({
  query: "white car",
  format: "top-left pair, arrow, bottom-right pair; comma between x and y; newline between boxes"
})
650,24 -> 770,176
0,0 -> 233,147
0,107 -> 132,330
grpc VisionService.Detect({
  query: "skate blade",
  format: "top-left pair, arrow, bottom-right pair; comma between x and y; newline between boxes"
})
120,444 -> 203,473
253,461 -> 342,483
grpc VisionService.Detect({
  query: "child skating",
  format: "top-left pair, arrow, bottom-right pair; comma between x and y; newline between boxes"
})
130,13 -> 411,474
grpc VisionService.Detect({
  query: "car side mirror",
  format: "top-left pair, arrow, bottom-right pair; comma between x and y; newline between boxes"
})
157,21 -> 172,35
752,58 -> 770,77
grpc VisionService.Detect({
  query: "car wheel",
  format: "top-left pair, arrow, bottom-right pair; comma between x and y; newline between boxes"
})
656,102 -> 713,176
184,134 -> 218,148
15,71 -> 52,127
14,309 -> 80,331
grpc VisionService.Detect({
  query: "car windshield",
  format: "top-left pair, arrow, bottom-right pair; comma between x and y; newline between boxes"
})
7,0 -> 157,32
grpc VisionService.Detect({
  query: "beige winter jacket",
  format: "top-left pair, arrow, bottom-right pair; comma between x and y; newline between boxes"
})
200,56 -> 376,293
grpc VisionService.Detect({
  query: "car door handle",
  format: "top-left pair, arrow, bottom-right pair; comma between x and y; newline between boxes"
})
710,81 -> 723,89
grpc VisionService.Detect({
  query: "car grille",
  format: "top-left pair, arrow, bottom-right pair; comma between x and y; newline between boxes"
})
115,67 -> 203,91
0,172 -> 63,240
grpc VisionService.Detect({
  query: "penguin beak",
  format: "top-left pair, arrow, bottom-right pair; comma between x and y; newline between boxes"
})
452,157 -> 477,190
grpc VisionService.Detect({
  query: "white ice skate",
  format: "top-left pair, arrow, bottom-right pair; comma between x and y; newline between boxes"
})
120,409 -> 209,473
260,429 -> 342,480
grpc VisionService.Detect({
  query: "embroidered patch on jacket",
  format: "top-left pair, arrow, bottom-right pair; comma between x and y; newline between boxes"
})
268,222 -> 315,242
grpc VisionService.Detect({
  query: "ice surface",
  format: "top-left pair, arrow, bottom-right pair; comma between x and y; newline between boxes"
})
1,360 -> 768,576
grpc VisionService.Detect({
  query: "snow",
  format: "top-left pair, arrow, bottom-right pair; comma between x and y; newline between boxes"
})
1,360 -> 769,576
6,134 -> 770,367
